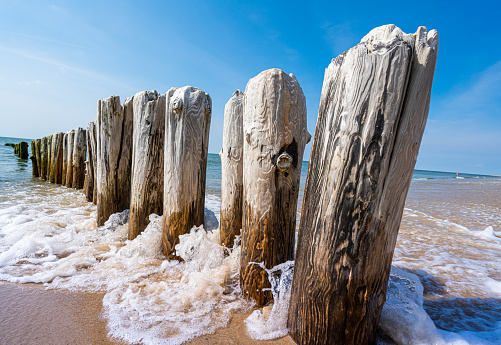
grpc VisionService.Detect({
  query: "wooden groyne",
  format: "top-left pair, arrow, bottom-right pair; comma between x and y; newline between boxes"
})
28,23 -> 438,345
5,141 -> 29,159
288,25 -> 438,345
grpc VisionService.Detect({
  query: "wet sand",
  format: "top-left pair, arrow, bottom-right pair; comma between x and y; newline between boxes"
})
0,282 -> 295,345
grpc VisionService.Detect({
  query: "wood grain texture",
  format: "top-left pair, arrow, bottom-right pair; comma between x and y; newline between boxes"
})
40,136 -> 49,181
84,121 -> 97,203
129,90 -> 165,240
96,96 -> 134,226
287,25 -> 438,345
47,135 -> 53,180
30,140 -> 38,177
72,128 -> 87,189
219,89 -> 244,249
64,130 -> 75,187
62,133 -> 68,184
240,68 -> 310,307
162,86 -> 211,258
49,132 -> 64,184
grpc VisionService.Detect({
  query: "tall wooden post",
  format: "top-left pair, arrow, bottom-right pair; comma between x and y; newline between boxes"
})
162,86 -> 211,258
219,90 -> 244,249
47,135 -> 52,180
129,91 -> 165,240
72,127 -> 87,189
62,133 -> 68,184
287,25 -> 439,345
96,96 -> 133,226
49,132 -> 64,184
85,121 -> 97,202
240,69 -> 310,307
65,130 -> 75,187
40,136 -> 48,180
35,138 -> 42,177
30,140 -> 38,177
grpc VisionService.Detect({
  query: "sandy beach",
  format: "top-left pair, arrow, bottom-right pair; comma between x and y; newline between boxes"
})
0,282 -> 295,345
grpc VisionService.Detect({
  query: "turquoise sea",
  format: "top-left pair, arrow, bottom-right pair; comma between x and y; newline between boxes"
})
1,136 -> 500,345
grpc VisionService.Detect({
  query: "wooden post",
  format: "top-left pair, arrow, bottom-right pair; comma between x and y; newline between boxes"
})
85,121 -> 97,202
30,140 -> 38,177
72,127 -> 87,189
129,91 -> 166,240
35,138 -> 42,177
162,86 -> 211,258
219,90 -> 244,249
240,68 -> 310,307
40,136 -> 49,180
47,135 -> 52,180
65,130 -> 75,187
287,25 -> 439,345
62,133 -> 68,184
49,132 -> 64,184
96,96 -> 133,226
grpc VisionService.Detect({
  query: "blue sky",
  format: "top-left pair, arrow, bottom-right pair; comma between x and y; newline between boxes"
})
0,0 -> 499,175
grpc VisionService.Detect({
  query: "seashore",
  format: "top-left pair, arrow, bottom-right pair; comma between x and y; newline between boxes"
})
0,281 -> 295,345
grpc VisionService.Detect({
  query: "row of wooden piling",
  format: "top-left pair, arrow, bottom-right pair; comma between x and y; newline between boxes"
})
31,129 -> 87,188
30,24 -> 438,345
5,141 -> 29,159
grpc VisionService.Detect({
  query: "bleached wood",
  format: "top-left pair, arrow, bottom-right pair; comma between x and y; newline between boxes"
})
49,132 -> 64,184
62,133 -> 68,184
162,86 -> 211,258
240,68 -> 310,306
96,96 -> 134,226
219,90 -> 244,249
288,25 -> 439,345
72,127 -> 86,189
129,90 -> 165,240
85,121 -> 97,202
64,130 -> 75,187
40,136 -> 49,180
47,135 -> 52,180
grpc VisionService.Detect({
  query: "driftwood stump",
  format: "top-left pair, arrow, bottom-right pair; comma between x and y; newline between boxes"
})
40,136 -> 49,180
219,90 -> 244,249
129,91 -> 165,240
72,128 -> 86,189
64,130 -> 75,187
96,96 -> 133,226
287,25 -> 439,345
30,140 -> 38,177
162,86 -> 211,258
85,121 -> 97,202
49,132 -> 64,184
240,68 -> 310,307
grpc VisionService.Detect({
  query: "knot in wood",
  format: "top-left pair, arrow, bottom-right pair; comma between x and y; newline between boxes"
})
276,152 -> 292,171
171,96 -> 182,113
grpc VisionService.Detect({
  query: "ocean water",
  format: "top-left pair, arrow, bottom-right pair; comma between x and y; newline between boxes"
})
0,136 -> 500,345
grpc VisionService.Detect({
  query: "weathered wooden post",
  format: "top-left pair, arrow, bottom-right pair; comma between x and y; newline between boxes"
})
162,86 -> 211,258
30,140 -> 38,177
35,138 -> 42,177
240,68 -> 310,307
49,132 -> 64,184
287,25 -> 439,345
62,133 -> 68,184
219,90 -> 244,249
40,136 -> 49,180
65,130 -> 75,187
128,91 -> 166,240
72,127 -> 87,189
85,121 -> 97,202
46,135 -> 52,180
96,96 -> 133,226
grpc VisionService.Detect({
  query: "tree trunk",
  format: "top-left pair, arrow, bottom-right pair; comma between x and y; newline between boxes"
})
72,128 -> 87,189
40,136 -> 49,180
30,140 -> 38,177
96,96 -> 134,226
49,132 -> 64,184
287,25 -> 439,345
219,90 -> 244,249
85,121 -> 97,202
240,69 -> 310,307
65,130 -> 75,187
162,86 -> 211,258
129,91 -> 165,240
